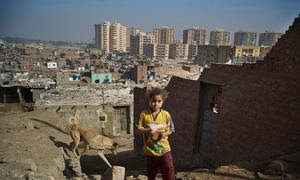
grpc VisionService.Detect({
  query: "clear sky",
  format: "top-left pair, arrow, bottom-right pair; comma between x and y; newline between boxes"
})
0,0 -> 299,42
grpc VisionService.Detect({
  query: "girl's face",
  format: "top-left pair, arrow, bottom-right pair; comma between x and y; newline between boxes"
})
149,95 -> 164,112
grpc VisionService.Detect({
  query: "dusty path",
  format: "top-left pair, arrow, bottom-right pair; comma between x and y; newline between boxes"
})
1,110 -> 299,179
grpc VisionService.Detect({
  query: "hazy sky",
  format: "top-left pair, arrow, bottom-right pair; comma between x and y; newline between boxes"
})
0,0 -> 299,42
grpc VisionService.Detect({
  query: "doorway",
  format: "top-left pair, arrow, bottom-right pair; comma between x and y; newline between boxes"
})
114,106 -> 130,134
198,82 -> 223,164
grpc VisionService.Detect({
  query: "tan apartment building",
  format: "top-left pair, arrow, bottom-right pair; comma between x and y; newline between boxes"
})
169,43 -> 189,59
144,43 -> 169,60
95,22 -> 111,53
110,22 -> 127,52
155,44 -> 169,59
209,29 -> 231,46
130,32 -> 154,58
95,21 -> 127,53
126,27 -> 140,51
196,45 -> 232,66
232,45 -> 260,57
259,31 -> 282,46
183,27 -> 206,45
153,27 -> 175,44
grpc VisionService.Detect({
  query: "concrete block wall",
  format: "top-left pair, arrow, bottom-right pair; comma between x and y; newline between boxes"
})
36,104 -> 131,137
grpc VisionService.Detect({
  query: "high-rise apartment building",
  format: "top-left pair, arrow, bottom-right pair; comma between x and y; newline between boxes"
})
155,44 -> 169,59
234,31 -> 257,46
110,22 -> 127,52
95,21 -> 111,53
95,21 -> 127,53
130,32 -> 154,58
126,27 -> 140,51
153,27 -> 175,44
183,28 -> 206,45
259,31 -> 282,46
169,43 -> 189,59
209,29 -> 231,46
144,43 -> 169,60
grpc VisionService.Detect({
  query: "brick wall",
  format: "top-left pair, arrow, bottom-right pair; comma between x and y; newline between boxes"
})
200,15 -> 300,165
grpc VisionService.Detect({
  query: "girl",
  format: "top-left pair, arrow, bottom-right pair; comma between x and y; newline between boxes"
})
136,88 -> 175,180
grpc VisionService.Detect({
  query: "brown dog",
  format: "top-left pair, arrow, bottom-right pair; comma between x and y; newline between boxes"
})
69,117 -> 118,168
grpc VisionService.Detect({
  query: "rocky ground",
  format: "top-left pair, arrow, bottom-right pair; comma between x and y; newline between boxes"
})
0,110 -> 299,179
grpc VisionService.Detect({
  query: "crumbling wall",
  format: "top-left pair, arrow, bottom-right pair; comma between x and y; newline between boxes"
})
37,104 -> 132,136
35,84 -> 134,136
200,15 -> 300,165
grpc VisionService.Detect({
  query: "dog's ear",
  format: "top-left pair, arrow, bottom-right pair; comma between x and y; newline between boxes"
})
69,117 -> 79,129
111,143 -> 118,155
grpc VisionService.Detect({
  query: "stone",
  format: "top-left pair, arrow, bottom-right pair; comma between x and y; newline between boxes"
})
136,175 -> 148,180
125,175 -> 135,180
264,160 -> 288,175
102,166 -> 125,180
90,174 -> 102,180
71,177 -> 83,180
24,121 -> 34,130
22,159 -> 37,172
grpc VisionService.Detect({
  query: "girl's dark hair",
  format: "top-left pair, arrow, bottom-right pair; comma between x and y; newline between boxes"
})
147,88 -> 169,100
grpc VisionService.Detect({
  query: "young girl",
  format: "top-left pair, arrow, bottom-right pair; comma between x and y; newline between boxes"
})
136,88 -> 175,180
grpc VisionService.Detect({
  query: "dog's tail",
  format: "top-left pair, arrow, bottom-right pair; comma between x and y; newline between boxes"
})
69,117 -> 79,130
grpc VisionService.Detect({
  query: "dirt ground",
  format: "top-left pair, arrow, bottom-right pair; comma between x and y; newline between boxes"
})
0,110 -> 299,179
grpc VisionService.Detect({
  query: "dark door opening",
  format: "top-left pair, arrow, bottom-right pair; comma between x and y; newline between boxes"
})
198,82 -> 223,165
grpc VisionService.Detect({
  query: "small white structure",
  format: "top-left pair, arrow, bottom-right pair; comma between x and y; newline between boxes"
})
47,62 -> 57,69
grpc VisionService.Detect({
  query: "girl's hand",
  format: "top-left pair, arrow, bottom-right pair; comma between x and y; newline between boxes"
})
160,132 -> 167,138
160,131 -> 172,138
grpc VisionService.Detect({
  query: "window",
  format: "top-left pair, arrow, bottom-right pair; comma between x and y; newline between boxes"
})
0,92 -> 4,103
99,116 -> 106,121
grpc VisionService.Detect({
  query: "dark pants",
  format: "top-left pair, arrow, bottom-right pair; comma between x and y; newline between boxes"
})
146,152 -> 175,180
